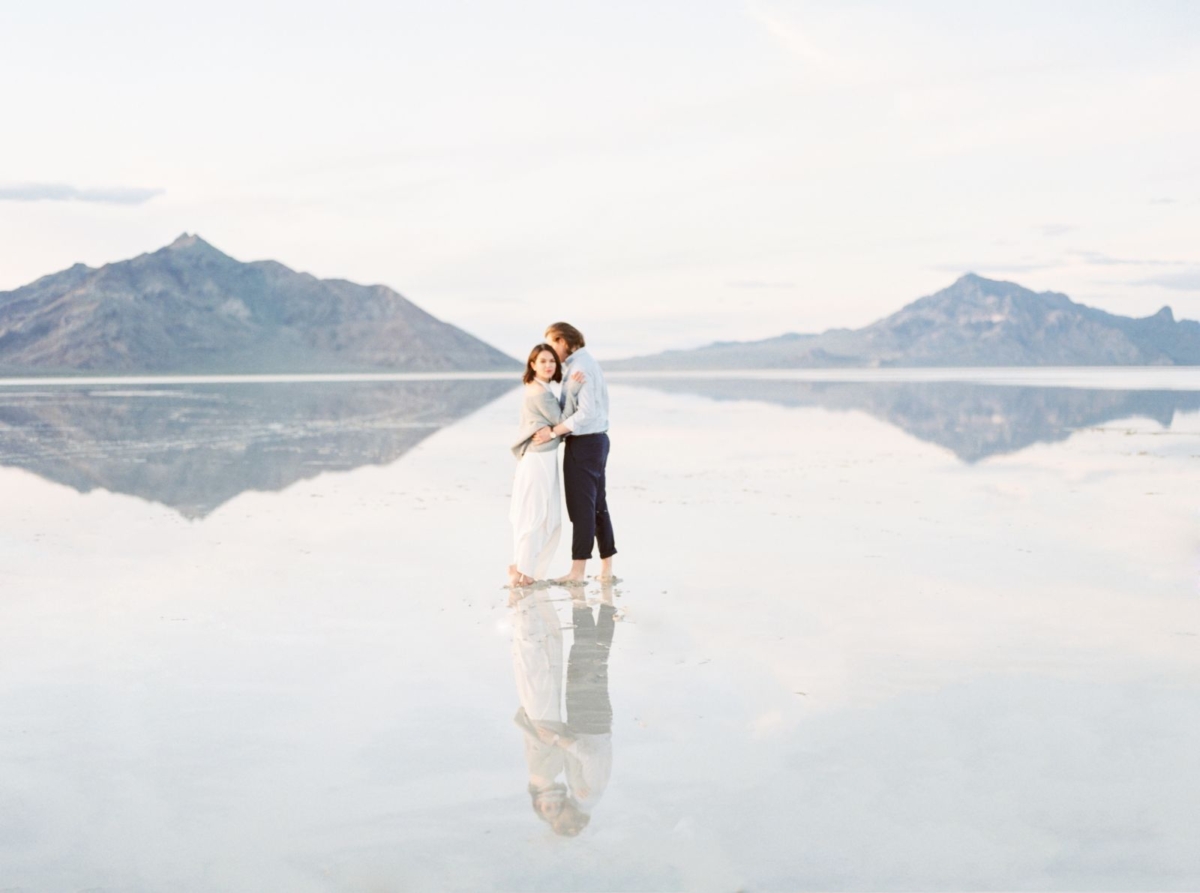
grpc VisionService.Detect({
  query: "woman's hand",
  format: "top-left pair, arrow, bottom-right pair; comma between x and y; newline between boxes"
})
570,370 -> 586,384
536,726 -> 575,747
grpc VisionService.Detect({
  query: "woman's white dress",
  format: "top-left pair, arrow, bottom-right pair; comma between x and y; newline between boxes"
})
510,382 -> 562,580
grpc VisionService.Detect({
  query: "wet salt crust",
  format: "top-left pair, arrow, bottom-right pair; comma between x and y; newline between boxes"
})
1,372 -> 1198,891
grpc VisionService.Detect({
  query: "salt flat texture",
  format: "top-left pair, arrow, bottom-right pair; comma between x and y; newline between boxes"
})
1,378 -> 1198,892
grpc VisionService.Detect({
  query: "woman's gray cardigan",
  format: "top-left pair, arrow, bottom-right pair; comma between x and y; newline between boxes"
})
512,385 -> 566,459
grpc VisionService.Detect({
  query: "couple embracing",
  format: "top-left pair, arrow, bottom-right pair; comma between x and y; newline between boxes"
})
508,322 -> 616,587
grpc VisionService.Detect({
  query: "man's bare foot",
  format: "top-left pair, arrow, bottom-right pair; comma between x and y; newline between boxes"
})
597,578 -> 615,606
554,559 -> 587,585
594,556 -> 616,582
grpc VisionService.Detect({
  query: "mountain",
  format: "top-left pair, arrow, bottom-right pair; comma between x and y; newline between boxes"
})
0,379 -> 515,517
610,274 -> 1200,369
626,378 -> 1200,462
0,234 -> 517,373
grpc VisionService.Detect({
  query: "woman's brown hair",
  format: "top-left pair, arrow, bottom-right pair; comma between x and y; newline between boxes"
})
523,343 -> 563,384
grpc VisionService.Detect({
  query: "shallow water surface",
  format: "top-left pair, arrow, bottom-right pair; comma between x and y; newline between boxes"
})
1,372 -> 1198,891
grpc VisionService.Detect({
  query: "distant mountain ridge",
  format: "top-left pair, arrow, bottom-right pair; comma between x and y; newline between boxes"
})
610,274 -> 1200,369
0,234 -> 517,373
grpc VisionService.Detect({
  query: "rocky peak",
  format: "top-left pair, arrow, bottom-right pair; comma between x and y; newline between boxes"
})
168,232 -> 201,249
159,233 -> 226,261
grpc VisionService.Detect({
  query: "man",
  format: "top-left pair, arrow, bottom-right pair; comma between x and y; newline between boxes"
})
532,322 -> 616,582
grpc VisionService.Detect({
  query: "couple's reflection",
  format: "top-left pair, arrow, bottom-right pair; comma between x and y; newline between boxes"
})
510,581 -> 617,836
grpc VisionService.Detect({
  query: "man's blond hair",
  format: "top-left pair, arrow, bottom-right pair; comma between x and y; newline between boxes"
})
545,322 -> 585,351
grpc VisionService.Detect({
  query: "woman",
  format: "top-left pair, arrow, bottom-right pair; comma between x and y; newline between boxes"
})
508,344 -> 566,587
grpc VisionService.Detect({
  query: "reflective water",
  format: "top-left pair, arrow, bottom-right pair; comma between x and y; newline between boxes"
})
1,372 -> 1198,891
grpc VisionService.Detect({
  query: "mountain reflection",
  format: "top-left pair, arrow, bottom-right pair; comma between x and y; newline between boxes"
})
629,379 -> 1200,461
511,583 -> 617,836
0,380 -> 514,517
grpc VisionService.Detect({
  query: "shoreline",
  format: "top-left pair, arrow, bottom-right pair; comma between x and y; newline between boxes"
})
2,366 -> 1200,391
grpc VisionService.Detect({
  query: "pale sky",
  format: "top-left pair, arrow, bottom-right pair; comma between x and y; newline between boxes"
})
1,0 -> 1198,360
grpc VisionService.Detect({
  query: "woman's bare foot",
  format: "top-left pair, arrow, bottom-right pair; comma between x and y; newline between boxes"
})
508,565 -> 537,587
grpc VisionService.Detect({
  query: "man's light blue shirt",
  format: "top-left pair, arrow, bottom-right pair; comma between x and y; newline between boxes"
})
561,347 -> 609,435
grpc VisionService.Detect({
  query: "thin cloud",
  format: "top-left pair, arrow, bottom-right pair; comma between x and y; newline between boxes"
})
0,182 -> 164,205
930,261 -> 1057,275
1134,269 -> 1200,291
744,1 -> 877,85
1037,224 -> 1075,237
726,280 -> 797,289
1068,250 -> 1182,267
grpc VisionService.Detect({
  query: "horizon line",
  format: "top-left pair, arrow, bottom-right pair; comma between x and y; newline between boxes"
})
2,367 -> 1200,392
